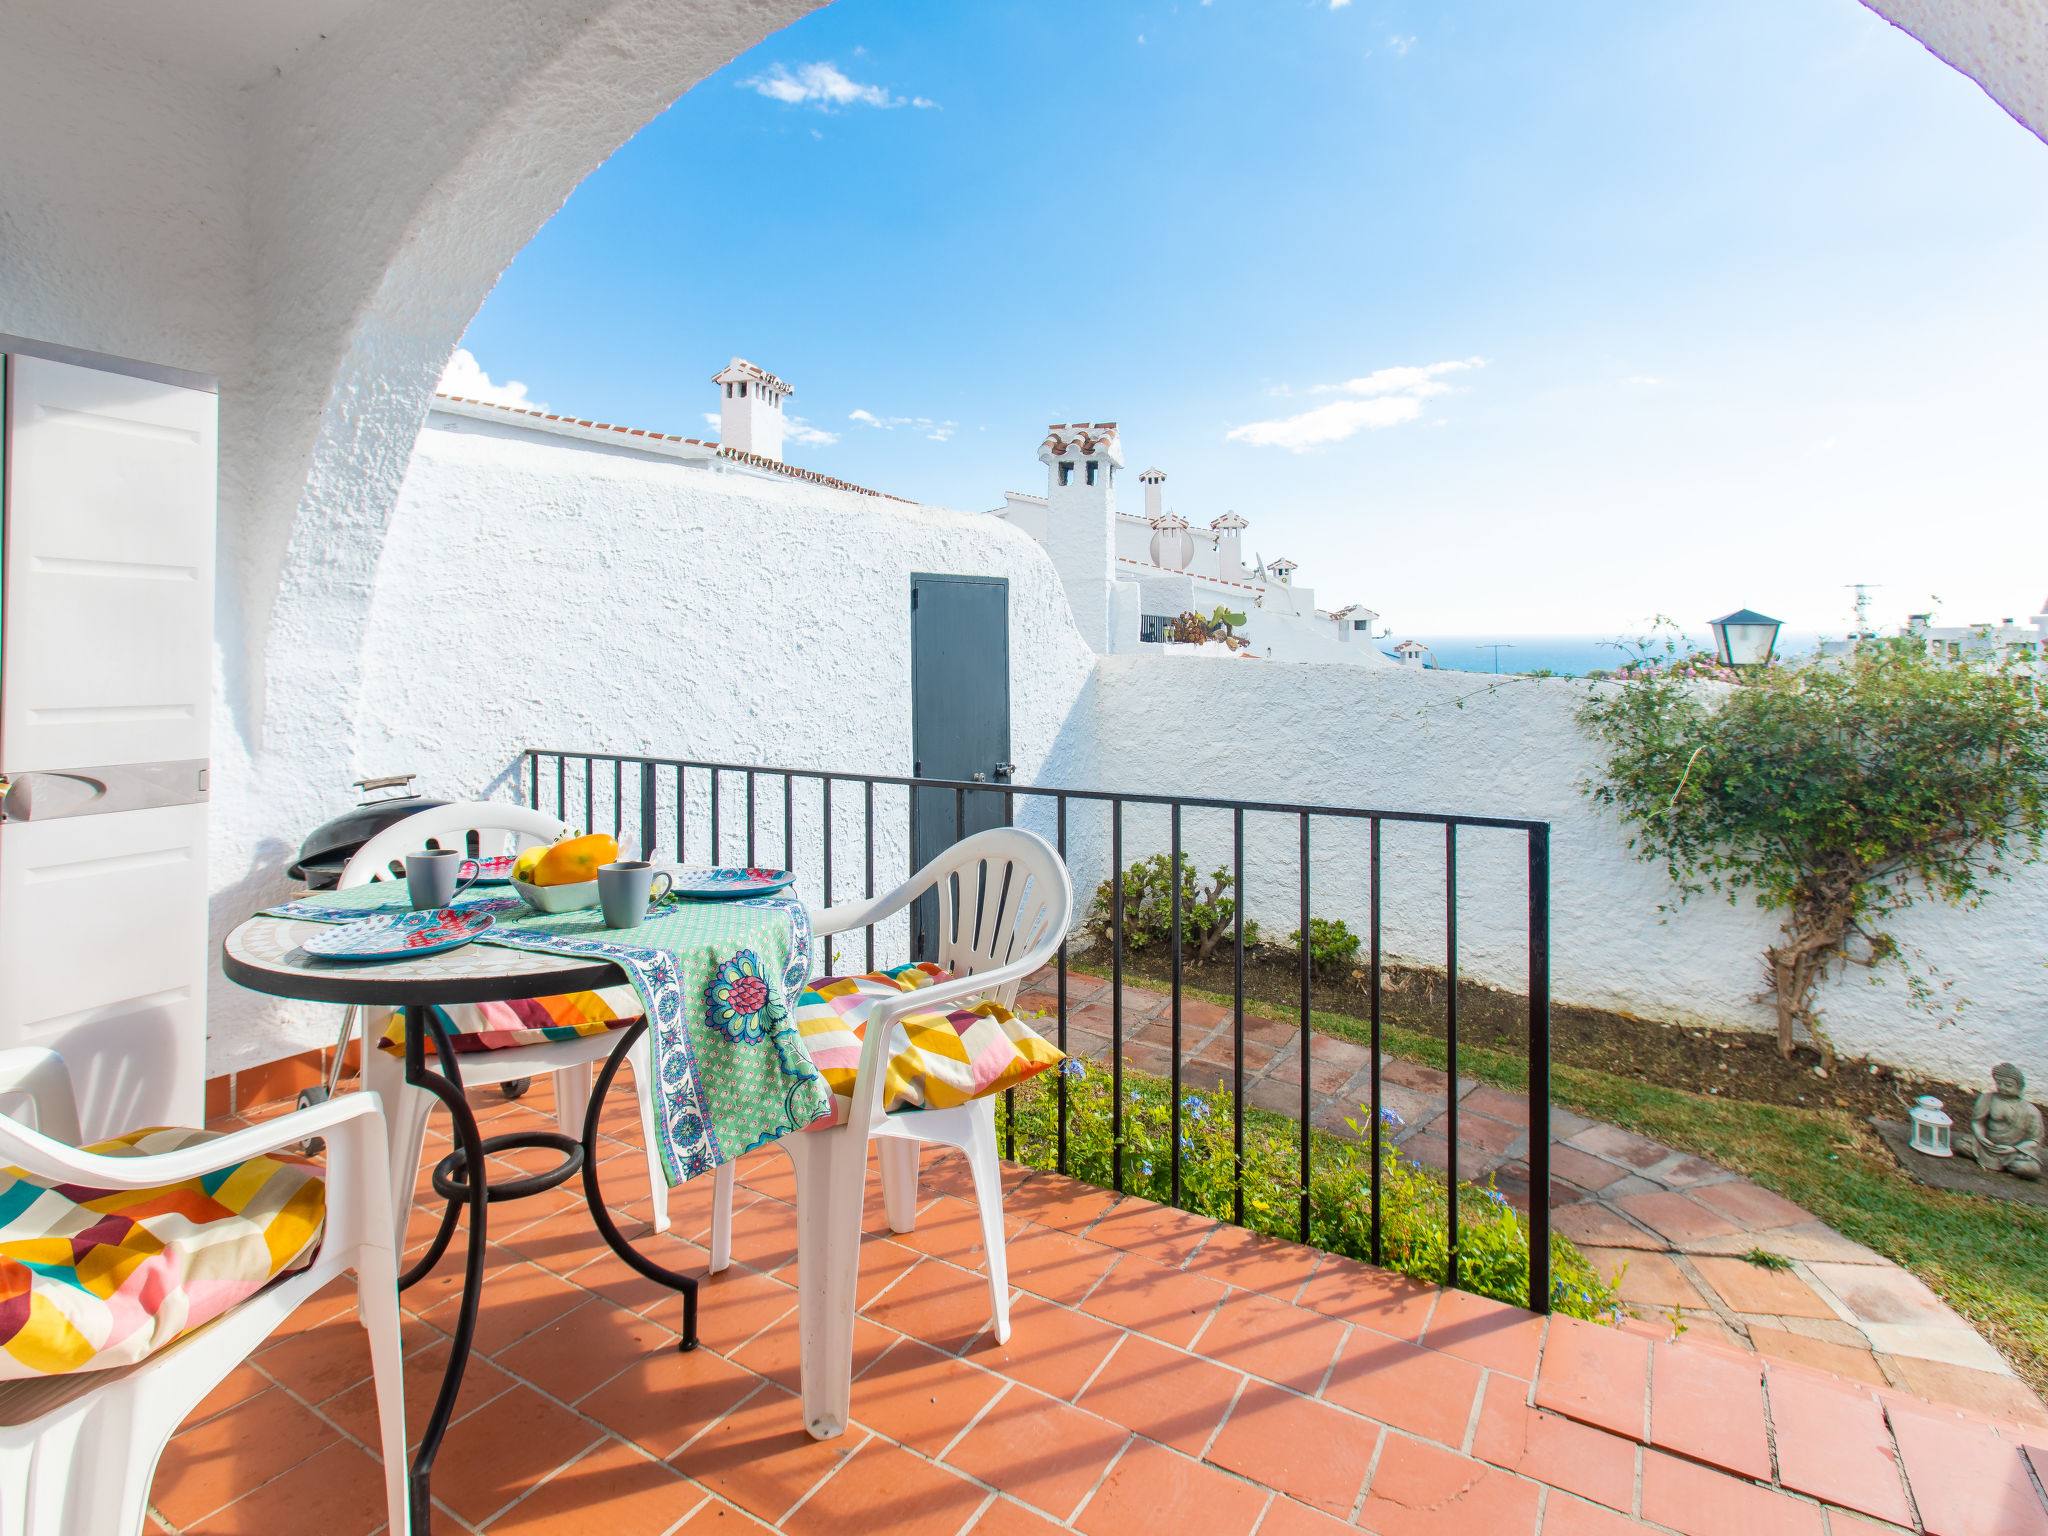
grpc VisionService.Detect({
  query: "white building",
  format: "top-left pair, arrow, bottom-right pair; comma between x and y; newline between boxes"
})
989,425 -> 1389,666
1819,603 -> 2048,668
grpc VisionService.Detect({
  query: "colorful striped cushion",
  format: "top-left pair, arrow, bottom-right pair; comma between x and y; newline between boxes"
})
793,962 -> 1064,1128
0,1127 -> 326,1379
376,986 -> 644,1055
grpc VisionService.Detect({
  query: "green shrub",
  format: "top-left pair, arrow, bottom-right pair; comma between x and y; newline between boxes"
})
1085,853 -> 1256,963
1288,916 -> 1362,973
997,1059 -> 1620,1323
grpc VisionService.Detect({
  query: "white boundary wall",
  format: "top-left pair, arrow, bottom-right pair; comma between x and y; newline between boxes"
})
1074,655 -> 2048,1094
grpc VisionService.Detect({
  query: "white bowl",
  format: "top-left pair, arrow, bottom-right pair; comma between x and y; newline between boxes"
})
510,876 -> 600,914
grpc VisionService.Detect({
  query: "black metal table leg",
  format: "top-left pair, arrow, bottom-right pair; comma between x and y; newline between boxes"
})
399,1004 -> 490,1532
579,1018 -> 700,1349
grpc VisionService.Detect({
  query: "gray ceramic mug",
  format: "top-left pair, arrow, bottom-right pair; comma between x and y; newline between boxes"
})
407,848 -> 479,910
598,861 -> 675,929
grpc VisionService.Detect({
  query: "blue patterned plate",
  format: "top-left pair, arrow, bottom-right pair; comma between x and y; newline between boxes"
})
468,854 -> 520,886
300,908 -> 496,962
667,865 -> 796,901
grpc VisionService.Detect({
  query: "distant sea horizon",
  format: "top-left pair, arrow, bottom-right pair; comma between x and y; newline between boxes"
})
1386,632 -> 1828,677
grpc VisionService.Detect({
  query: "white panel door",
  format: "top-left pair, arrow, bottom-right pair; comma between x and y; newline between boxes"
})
0,355 -> 216,1135
2,355 -> 214,771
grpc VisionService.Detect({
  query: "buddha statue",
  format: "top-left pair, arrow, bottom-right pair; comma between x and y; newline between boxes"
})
1959,1063 -> 2044,1180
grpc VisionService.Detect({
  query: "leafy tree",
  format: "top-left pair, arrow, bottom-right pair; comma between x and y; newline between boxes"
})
1087,852 -> 1255,962
1578,638 -> 2048,1059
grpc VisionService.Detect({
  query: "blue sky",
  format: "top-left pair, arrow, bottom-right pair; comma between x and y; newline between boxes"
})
453,0 -> 2048,639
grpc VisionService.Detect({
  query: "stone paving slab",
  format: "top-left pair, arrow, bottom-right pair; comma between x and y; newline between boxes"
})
1021,966 -> 2048,1426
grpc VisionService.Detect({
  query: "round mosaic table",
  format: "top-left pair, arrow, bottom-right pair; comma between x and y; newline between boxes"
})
222,913 -> 694,1530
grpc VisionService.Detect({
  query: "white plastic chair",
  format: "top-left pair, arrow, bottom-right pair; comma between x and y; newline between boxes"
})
709,827 -> 1072,1440
0,1047 -> 407,1535
344,802 -> 675,1247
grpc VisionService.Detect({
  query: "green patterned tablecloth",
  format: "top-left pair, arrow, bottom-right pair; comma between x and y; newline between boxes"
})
265,885 -> 831,1185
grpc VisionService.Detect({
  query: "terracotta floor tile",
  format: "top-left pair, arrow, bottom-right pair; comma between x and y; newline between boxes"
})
1569,1125 -> 1674,1171
187,1361 -> 273,1426
1551,1203 -> 1668,1252
1747,1326 -> 1888,1385
1688,1179 -> 1813,1231
1692,1256 -> 1837,1319
943,1386 -> 1130,1521
1079,1437 -> 1268,1536
1534,1315 -> 1651,1441
494,1200 -> 619,1277
1206,1379 -> 1379,1517
1005,1222 -> 1121,1304
863,1257 -> 999,1355
724,1194 -> 803,1273
494,1297 -> 680,1405
671,1495 -> 776,1532
1295,1254 -> 1439,1341
852,1337 -> 1008,1455
1194,1289 -> 1347,1392
1184,1224 -> 1322,1301
1253,1496 -> 1361,1536
1640,1451 -> 1825,1536
419,1256 -> 590,1358
1085,1197 -> 1219,1269
321,1326 -> 515,1452
1357,1434 -> 1542,1536
730,1310 -> 898,1397
854,1233 -> 928,1308
1649,1339 -> 1769,1479
1003,1172 -> 1122,1235
1323,1327 -> 1485,1448
425,1382 -> 607,1527
1470,1375 -> 1636,1513
1587,1248 -> 1704,1310
1610,1192 -> 1741,1245
178,1439 -> 393,1536
150,1386 -> 339,1528
1764,1362 -> 1912,1527
672,1385 -> 860,1525
1422,1289 -> 1545,1379
1541,1493 -> 1664,1535
1887,1355 -> 2048,1425
1886,1399 -> 2048,1536
968,1293 -> 1125,1401
1550,1146 -> 1634,1192
967,1496 -> 1071,1534
1076,1330 -> 1243,1454
577,1338 -> 764,1458
248,1311 -> 388,1413
894,1193 -> 1010,1271
784,1437 -> 989,1536
1080,1251 -> 1230,1346
681,1265 -> 798,1348
733,1153 -> 798,1204
487,1438 -> 706,1535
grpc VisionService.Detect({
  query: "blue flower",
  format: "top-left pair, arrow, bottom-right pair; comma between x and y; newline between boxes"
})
1481,1187 -> 1508,1207
1378,1107 -> 1404,1128
704,949 -> 784,1043
1059,1057 -> 1086,1079
1137,1160 -> 1153,1177
1181,1096 -> 1210,1121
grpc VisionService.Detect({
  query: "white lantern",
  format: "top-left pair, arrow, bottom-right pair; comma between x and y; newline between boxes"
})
1709,608 -> 1783,670
1908,1095 -> 1953,1157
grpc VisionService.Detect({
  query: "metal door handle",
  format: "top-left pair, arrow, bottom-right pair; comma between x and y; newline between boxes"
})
994,762 -> 1016,782
972,772 -> 987,783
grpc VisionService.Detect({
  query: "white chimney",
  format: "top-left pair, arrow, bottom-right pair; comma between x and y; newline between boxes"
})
712,357 -> 792,462
1038,422 -> 1125,652
1139,468 -> 1166,522
1211,512 -> 1248,583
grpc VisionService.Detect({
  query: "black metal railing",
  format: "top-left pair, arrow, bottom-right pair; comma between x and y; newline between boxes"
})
523,748 -> 1554,1312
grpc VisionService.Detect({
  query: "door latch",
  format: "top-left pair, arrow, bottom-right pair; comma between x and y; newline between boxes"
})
993,762 -> 1016,782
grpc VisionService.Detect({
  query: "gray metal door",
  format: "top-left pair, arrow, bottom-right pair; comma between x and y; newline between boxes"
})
910,573 -> 1011,959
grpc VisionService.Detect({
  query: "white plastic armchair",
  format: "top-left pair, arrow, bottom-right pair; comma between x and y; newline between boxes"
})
342,801 -> 675,1244
0,1047 -> 407,1535
714,826 -> 1071,1440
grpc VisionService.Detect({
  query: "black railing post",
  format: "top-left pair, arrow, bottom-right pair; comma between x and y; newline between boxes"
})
709,769 -> 722,865
1056,795 -> 1070,1178
746,771 -> 757,867
1370,816 -> 1383,1266
1528,824 -> 1552,1314
1232,807 -> 1245,1227
783,774 -> 794,874
1445,822 -> 1460,1289
1111,798 -> 1124,1194
613,759 -> 623,840
1298,813 -> 1312,1244
1170,802 -> 1184,1210
674,765 -> 686,861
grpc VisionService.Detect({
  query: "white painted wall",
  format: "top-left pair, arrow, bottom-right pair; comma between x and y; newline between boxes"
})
200,408 -> 1099,1069
1067,656 -> 2048,1093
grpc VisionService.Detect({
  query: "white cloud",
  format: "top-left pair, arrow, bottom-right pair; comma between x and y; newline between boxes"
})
1387,33 -> 1415,54
1227,357 -> 1484,451
785,417 -> 839,446
1623,374 -> 1662,387
850,408 -> 956,442
438,348 -> 545,411
741,62 -> 934,110
702,412 -> 720,428
1329,0 -> 1352,10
